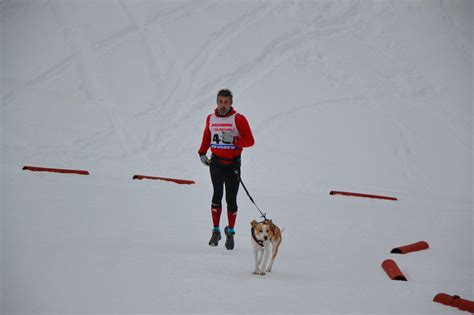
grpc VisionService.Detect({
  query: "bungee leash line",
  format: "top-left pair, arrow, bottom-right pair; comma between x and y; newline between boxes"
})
233,169 -> 268,221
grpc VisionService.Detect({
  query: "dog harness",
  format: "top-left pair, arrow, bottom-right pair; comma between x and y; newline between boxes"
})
251,227 -> 264,248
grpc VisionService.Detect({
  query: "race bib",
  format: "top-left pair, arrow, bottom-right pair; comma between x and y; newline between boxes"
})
209,113 -> 239,149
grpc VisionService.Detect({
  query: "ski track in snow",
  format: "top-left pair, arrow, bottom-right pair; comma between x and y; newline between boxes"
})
1,56 -> 75,107
48,0 -> 141,158
145,1 -> 209,29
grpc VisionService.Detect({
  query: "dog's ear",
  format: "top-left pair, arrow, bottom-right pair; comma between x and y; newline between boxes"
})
268,220 -> 275,232
250,220 -> 258,227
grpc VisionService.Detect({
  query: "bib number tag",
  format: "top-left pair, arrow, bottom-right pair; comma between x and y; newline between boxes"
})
212,133 -> 235,149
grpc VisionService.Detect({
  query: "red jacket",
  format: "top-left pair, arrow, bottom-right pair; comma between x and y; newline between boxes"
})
198,107 -> 254,159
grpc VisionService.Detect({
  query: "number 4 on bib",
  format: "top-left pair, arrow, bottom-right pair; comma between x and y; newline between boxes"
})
213,134 -> 221,144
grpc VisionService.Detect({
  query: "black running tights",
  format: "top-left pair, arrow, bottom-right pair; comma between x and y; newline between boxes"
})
210,165 -> 240,213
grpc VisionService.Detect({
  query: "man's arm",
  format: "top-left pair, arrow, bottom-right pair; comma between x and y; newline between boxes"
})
234,113 -> 255,148
198,114 -> 212,155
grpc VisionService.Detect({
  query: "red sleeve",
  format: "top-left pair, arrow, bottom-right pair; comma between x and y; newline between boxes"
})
234,113 -> 255,148
198,114 -> 212,155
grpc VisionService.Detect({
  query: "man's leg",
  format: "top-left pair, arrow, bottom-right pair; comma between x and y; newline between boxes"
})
225,167 -> 240,229
224,167 -> 240,250
209,165 -> 224,246
210,165 -> 225,228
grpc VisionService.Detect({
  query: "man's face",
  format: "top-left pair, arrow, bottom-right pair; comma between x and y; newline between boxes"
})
217,96 -> 232,115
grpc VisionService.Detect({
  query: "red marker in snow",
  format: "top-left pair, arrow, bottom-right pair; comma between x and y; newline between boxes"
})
23,165 -> 89,175
330,190 -> 397,201
133,174 -> 195,185
391,241 -> 429,254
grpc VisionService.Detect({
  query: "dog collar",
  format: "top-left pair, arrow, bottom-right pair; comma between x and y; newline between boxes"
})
251,227 -> 264,248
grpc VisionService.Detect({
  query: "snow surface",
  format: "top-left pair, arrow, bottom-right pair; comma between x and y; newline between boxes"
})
1,0 -> 473,314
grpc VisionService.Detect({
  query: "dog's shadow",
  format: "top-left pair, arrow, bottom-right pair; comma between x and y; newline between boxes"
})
249,270 -> 308,282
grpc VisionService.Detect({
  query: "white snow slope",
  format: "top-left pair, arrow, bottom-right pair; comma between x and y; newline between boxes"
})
1,1 -> 473,314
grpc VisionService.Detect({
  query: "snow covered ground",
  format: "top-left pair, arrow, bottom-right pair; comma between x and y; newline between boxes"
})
1,1 -> 472,314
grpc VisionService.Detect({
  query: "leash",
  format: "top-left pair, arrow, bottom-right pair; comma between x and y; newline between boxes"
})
207,155 -> 269,221
233,169 -> 268,221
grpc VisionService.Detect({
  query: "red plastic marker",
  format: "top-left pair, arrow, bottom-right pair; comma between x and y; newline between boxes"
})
391,241 -> 429,254
133,175 -> 195,185
23,166 -> 89,175
433,293 -> 474,313
381,259 -> 407,281
330,190 -> 397,201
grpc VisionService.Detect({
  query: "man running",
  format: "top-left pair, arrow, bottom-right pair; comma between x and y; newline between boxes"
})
198,89 -> 255,250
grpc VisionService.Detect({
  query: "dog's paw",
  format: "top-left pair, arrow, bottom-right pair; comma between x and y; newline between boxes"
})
265,268 -> 272,273
252,270 -> 266,276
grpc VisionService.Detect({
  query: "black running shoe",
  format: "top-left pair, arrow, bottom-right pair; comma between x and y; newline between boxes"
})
224,226 -> 235,250
208,230 -> 221,247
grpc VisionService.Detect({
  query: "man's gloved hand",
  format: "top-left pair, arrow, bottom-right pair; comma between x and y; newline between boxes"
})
221,132 -> 234,144
200,154 -> 211,166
